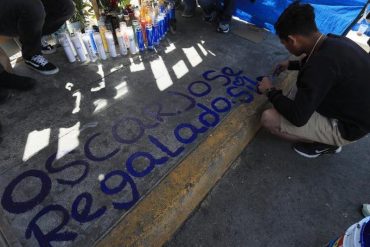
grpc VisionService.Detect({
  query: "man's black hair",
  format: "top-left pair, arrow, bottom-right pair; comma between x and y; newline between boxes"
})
274,1 -> 318,40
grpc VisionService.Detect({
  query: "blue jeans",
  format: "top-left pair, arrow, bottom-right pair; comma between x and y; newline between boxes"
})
198,0 -> 236,24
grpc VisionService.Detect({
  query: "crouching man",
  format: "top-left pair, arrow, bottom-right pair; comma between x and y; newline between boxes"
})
258,2 -> 370,158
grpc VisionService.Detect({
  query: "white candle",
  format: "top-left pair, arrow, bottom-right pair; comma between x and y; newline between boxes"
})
70,34 -> 87,62
82,33 -> 98,62
66,33 -> 77,56
93,32 -> 107,60
105,31 -> 117,58
76,31 -> 88,55
128,29 -> 138,55
120,22 -> 130,48
116,29 -> 128,56
58,33 -> 76,63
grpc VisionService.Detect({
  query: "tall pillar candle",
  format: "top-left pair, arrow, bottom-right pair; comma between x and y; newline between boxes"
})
70,34 -> 87,62
82,33 -> 98,62
105,30 -> 117,57
93,32 -> 107,60
128,28 -> 138,55
116,29 -> 128,56
58,33 -> 76,63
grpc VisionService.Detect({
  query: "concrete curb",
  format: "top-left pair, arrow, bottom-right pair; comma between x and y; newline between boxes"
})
94,72 -> 297,247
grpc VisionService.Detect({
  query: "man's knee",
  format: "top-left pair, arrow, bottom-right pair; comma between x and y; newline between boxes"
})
261,109 -> 280,133
0,48 -> 12,73
60,0 -> 75,20
22,0 -> 46,22
63,0 -> 75,19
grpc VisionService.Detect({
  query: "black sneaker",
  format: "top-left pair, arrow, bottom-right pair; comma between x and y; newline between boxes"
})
293,142 -> 342,158
217,23 -> 230,33
24,55 -> 59,75
203,11 -> 219,23
41,37 -> 56,55
0,71 -> 36,91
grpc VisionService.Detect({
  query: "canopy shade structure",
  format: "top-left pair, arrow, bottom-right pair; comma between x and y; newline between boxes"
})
235,0 -> 369,35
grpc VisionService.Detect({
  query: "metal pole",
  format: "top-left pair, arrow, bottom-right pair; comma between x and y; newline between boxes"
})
90,0 -> 100,20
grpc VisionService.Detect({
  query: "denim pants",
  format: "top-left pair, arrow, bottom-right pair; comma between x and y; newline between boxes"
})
0,0 -> 74,59
198,0 -> 236,24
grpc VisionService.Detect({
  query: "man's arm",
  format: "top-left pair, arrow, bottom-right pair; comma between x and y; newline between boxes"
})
267,56 -> 337,126
287,60 -> 301,70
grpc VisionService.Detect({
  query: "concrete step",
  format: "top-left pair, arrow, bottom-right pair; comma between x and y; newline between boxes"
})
0,11 -> 294,247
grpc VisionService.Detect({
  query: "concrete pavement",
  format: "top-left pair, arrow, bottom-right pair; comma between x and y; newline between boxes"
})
0,9 -> 292,247
167,129 -> 370,247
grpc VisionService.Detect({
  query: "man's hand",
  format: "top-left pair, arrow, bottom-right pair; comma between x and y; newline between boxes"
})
273,60 -> 289,76
257,77 -> 273,94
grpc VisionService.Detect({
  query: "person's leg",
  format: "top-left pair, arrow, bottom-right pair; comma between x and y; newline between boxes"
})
182,0 -> 197,17
41,0 -> 75,35
198,0 -> 222,18
261,108 -> 349,158
0,47 -> 12,73
0,0 -> 57,75
0,47 -> 36,91
220,0 -> 236,24
0,0 -> 45,60
261,108 -> 311,142
216,0 -> 236,33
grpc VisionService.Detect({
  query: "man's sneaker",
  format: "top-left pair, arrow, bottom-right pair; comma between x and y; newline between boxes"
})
293,142 -> 342,158
0,71 -> 36,91
41,36 -> 56,55
24,55 -> 59,75
362,204 -> 370,217
217,23 -> 230,33
203,11 -> 219,23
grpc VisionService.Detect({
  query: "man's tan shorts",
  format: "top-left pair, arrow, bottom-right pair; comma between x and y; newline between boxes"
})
279,85 -> 351,147
280,112 -> 352,146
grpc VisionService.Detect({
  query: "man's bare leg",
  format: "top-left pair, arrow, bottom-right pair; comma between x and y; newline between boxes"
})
0,47 -> 12,73
260,108 -> 312,143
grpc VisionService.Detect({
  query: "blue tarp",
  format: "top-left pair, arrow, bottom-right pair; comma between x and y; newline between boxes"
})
235,0 -> 368,35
